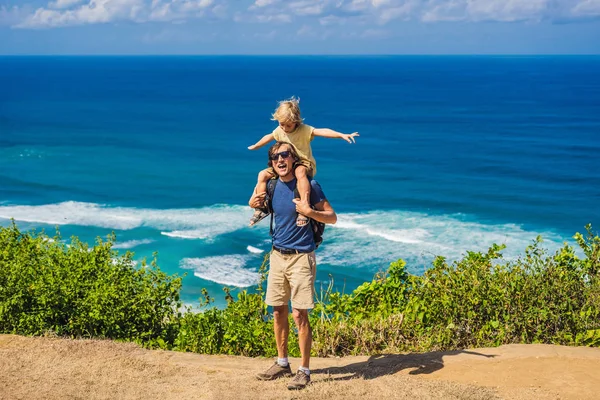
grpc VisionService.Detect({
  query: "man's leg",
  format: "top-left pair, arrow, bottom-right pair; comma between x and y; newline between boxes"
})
273,305 -> 290,359
292,308 -> 311,369
257,249 -> 293,382
256,304 -> 293,381
286,252 -> 316,390
288,308 -> 312,390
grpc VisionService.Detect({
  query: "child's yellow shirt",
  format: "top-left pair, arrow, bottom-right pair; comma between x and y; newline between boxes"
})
272,123 -> 317,176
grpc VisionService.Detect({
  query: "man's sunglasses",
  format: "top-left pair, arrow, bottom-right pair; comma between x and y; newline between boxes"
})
269,151 -> 292,161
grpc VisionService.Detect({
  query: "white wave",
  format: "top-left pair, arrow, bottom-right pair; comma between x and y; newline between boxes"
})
161,230 -> 211,239
0,201 -> 252,240
247,245 -> 264,254
320,210 -> 571,274
180,255 -> 259,287
335,215 -> 429,244
335,220 -> 364,230
112,239 -> 155,249
0,201 -> 576,280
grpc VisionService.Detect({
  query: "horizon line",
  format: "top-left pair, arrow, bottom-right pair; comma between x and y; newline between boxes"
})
1,53 -> 600,57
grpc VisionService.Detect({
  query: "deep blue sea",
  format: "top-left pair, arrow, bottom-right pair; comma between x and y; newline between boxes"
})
1,56 -> 599,307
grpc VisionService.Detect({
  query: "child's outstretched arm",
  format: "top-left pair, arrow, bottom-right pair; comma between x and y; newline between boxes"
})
313,128 -> 359,144
248,133 -> 275,150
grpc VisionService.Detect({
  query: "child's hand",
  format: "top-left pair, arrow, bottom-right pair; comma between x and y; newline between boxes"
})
342,132 -> 360,144
248,145 -> 257,150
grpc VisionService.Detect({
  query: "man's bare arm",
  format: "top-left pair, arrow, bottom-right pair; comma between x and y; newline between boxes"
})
248,190 -> 266,209
293,197 -> 337,225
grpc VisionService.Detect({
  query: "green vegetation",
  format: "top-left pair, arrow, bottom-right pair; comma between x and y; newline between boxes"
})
1,221 -> 599,357
0,222 -> 181,347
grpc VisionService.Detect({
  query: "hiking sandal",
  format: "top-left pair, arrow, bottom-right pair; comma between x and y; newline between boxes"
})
249,209 -> 270,227
296,214 -> 309,227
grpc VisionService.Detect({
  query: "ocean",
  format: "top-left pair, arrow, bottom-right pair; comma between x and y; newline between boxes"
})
1,55 -> 599,308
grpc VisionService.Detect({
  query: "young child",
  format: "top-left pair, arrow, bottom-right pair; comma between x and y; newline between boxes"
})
248,97 -> 359,227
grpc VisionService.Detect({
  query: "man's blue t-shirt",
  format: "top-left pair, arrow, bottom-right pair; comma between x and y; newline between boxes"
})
272,178 -> 326,252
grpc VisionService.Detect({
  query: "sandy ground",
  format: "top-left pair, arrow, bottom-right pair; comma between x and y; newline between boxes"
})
1,335 -> 599,400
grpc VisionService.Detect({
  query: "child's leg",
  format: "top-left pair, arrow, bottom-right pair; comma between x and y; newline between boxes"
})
255,169 -> 274,199
249,169 -> 274,227
295,165 -> 311,227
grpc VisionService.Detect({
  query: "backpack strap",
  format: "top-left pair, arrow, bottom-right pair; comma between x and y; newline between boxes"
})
266,178 -> 278,237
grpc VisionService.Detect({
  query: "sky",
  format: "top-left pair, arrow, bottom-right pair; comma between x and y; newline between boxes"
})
0,0 -> 599,55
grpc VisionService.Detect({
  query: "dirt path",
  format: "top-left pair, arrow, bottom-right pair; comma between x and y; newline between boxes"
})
1,335 -> 599,399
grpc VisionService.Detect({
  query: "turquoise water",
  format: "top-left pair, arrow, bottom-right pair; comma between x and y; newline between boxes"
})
1,56 -> 599,307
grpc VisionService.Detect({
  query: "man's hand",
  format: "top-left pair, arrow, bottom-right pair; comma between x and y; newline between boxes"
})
292,192 -> 312,216
342,132 -> 359,144
249,191 -> 267,209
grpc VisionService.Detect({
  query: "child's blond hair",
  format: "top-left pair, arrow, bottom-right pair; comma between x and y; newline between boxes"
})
271,97 -> 303,124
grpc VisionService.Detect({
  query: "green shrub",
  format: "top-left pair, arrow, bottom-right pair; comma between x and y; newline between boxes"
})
313,259 -> 413,322
1,222 -> 599,356
310,226 -> 600,355
174,257 -> 278,356
0,222 -> 181,345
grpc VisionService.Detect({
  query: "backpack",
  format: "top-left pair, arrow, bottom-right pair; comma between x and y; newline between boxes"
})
266,178 -> 326,249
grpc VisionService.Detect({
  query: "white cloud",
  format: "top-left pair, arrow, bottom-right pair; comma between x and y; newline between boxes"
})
147,1 -> 171,21
289,0 -> 325,16
246,0 -> 338,24
339,0 -> 600,24
211,3 -> 228,18
11,0 -> 600,30
319,15 -> 346,25
16,0 -> 217,28
372,0 -> 391,7
378,3 -> 413,24
465,0 -> 550,22
372,0 -> 589,24
49,0 -> 85,9
17,0 -> 146,28
238,0 -> 600,33
421,0 -> 466,22
147,0 -> 214,21
237,0 -> 294,24
571,0 -> 600,16
345,0 -> 373,12
256,13 -> 291,23
252,0 -> 278,7
180,0 -> 213,12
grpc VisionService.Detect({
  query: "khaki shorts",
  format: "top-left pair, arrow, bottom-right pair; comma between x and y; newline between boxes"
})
266,250 -> 317,309
265,159 -> 314,179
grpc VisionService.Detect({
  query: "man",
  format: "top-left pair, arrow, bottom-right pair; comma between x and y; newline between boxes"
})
248,141 -> 337,390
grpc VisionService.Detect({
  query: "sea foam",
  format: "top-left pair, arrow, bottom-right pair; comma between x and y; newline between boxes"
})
320,210 -> 570,275
0,201 -> 252,241
112,239 -> 155,249
247,245 -> 264,254
0,201 -> 575,279
180,255 -> 259,287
